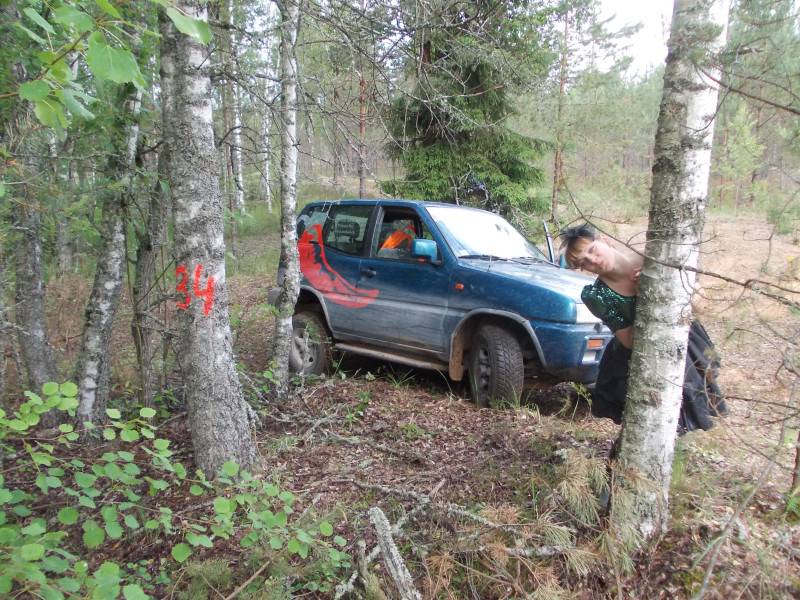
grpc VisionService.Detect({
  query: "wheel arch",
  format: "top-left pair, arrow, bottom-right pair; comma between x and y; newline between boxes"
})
449,310 -> 543,381
294,288 -> 332,332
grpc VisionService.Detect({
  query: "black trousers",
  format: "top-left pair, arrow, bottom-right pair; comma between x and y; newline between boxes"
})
590,321 -> 729,435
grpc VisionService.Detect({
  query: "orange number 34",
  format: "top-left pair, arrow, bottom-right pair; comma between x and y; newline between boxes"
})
175,264 -> 215,316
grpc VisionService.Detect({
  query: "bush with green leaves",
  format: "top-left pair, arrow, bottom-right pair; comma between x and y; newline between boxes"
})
0,382 -> 350,598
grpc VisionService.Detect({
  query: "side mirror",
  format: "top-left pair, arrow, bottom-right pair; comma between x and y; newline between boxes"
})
410,239 -> 440,264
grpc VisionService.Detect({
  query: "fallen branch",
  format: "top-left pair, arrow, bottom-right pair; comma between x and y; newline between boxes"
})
369,507 -> 422,600
328,432 -> 433,465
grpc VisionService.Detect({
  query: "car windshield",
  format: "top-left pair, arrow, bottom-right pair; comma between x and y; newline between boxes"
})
426,205 -> 549,261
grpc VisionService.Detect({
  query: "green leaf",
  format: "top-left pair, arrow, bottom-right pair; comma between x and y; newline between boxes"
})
123,584 -> 148,600
94,0 -> 121,18
139,407 -> 156,419
104,463 -> 123,480
153,438 -> 170,451
117,451 -> 135,462
60,382 -> 78,397
263,483 -> 279,497
16,23 -> 46,45
83,522 -> 105,548
19,80 -> 50,101
103,428 -> 117,441
124,514 -> 139,530
189,484 -> 204,496
75,472 -> 97,488
20,543 -> 45,561
42,382 -> 59,396
42,554 -> 70,574
186,533 -> 213,548
23,7 -> 56,34
61,89 -> 95,119
334,535 -> 347,547
105,521 -> 123,539
86,32 -> 140,84
213,497 -> 235,515
221,461 -> 239,477
297,529 -> 313,544
21,520 -> 47,536
105,408 -> 122,420
53,6 -> 95,32
120,429 -> 140,442
319,521 -> 334,536
171,543 -> 191,563
58,507 -> 79,525
166,7 -> 212,44
78,495 -> 96,509
144,520 -> 159,530
101,506 -> 118,522
269,536 -> 283,549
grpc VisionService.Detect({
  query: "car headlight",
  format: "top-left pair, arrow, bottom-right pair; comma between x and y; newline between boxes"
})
575,303 -> 599,324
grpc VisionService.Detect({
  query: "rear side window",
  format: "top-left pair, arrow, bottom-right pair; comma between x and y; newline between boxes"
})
321,206 -> 373,256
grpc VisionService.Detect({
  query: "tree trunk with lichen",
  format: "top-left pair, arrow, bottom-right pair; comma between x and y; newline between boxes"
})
160,1 -> 257,474
615,0 -> 730,539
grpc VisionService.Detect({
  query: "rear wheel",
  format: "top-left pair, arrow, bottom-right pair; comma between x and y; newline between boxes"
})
288,312 -> 333,375
468,325 -> 524,407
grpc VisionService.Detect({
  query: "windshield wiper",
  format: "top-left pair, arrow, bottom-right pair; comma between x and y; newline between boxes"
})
460,254 -> 511,261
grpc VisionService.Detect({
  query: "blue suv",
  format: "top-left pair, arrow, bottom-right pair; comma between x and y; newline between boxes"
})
269,199 -> 611,406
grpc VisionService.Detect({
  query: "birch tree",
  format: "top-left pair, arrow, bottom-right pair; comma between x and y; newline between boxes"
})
615,0 -> 730,538
271,0 -> 302,398
76,86 -> 142,426
159,1 -> 257,473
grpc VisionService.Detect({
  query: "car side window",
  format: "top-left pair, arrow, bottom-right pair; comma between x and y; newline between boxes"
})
321,206 -> 372,256
371,210 -> 430,261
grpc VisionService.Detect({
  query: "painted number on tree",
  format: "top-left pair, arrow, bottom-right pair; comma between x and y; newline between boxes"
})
175,264 -> 215,316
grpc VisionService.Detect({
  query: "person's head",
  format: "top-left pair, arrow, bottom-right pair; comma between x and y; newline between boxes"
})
560,223 -> 596,270
560,223 -> 619,275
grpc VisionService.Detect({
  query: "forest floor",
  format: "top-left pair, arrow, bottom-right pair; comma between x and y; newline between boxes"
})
16,210 -> 800,598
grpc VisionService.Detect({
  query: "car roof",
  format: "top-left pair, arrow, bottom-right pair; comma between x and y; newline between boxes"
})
302,199 -> 490,213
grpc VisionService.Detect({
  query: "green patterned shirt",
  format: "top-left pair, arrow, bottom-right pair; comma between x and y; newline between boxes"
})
581,279 -> 636,333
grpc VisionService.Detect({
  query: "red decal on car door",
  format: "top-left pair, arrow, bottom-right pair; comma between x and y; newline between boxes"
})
298,224 -> 379,308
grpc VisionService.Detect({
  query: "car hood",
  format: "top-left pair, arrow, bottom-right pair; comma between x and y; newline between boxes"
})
458,258 -> 594,301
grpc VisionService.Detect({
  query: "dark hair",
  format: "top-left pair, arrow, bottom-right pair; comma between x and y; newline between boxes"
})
559,223 -> 596,269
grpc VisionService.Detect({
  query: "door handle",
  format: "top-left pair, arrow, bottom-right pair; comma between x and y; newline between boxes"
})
360,268 -> 376,277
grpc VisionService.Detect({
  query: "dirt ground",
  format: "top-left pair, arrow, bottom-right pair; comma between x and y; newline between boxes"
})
7,211 -> 799,599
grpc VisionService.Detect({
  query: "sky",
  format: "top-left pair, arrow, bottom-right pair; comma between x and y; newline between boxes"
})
598,0 -> 674,75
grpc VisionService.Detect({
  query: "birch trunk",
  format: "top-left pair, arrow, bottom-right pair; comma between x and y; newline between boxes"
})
131,153 -> 169,411
229,0 -> 245,210
616,0 -> 730,539
14,200 -> 59,407
271,0 -> 302,398
160,1 -> 257,473
76,88 -> 141,426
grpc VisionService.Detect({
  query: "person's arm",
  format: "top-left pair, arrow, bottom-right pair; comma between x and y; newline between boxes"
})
615,325 -> 634,349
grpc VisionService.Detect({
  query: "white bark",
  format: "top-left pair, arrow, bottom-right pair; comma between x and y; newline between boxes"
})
617,0 -> 730,539
77,89 -> 141,426
271,0 -> 302,398
229,0 -> 245,210
369,507 -> 422,600
160,1 -> 257,473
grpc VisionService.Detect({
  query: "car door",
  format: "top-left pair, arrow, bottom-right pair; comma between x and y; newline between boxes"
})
297,203 -> 376,337
350,206 -> 453,357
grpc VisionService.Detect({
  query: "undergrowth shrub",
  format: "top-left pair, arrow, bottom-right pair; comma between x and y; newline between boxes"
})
0,382 -> 350,599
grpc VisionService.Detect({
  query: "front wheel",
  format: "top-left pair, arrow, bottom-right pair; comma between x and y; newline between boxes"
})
468,325 -> 524,407
288,312 -> 333,375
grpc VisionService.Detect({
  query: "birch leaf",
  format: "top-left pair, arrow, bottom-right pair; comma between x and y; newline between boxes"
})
166,7 -> 212,44
86,32 -> 139,83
